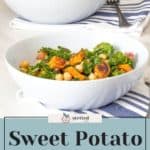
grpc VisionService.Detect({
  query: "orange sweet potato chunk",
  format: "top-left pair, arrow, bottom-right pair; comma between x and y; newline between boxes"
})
118,64 -> 133,72
65,67 -> 85,80
69,50 -> 85,66
48,56 -> 66,69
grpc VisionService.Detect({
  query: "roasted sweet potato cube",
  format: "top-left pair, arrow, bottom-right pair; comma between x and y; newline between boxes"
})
94,62 -> 110,78
118,64 -> 133,72
69,50 -> 85,66
65,67 -> 85,80
48,56 -> 66,69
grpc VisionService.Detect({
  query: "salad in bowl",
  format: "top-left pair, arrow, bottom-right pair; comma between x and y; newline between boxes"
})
19,42 -> 135,81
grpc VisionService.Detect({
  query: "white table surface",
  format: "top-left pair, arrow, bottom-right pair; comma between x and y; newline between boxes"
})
0,0 -> 150,117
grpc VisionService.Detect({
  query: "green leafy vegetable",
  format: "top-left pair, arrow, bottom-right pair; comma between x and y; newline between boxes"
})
40,47 -> 71,60
28,62 -> 56,79
110,66 -> 124,76
109,51 -> 134,67
94,42 -> 114,57
83,60 -> 93,75
83,50 -> 101,75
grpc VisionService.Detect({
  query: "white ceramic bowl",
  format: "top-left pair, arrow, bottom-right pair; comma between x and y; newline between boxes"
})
5,30 -> 149,110
4,0 -> 106,24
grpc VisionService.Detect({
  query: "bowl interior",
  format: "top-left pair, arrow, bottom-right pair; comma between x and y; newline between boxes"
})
5,30 -> 149,71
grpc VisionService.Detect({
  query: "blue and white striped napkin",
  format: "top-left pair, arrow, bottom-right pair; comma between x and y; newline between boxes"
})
10,0 -> 150,36
79,0 -> 150,25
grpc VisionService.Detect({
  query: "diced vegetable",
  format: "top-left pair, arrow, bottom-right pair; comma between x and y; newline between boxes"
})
125,52 -> 135,60
118,64 -> 133,72
65,67 -> 85,80
69,49 -> 85,65
37,51 -> 47,60
19,60 -> 29,68
48,56 -> 66,69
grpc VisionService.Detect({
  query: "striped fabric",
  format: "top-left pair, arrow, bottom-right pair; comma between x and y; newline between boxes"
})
62,91 -> 150,118
77,0 -> 150,26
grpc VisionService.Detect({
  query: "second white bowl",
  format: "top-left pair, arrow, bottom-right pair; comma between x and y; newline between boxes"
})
4,0 -> 106,24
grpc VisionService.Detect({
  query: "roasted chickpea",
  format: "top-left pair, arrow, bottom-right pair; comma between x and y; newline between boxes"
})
64,72 -> 72,81
75,63 -> 83,72
55,74 -> 64,80
99,54 -> 107,59
88,73 -> 96,80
